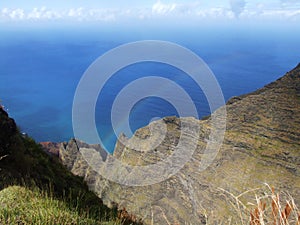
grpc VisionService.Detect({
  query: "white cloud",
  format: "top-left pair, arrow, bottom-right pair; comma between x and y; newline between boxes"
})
88,9 -> 118,21
152,1 -> 177,15
0,1 -> 300,24
9,8 -> 25,20
194,7 -> 234,20
68,8 -> 83,18
28,7 -> 44,19
258,8 -> 300,20
0,7 -> 118,22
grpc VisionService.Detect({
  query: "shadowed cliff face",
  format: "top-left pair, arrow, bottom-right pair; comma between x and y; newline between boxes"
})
0,108 -> 18,158
59,63 -> 300,224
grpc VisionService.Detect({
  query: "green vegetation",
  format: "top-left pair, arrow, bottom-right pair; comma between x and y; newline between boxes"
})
0,185 -> 121,225
0,108 -> 140,224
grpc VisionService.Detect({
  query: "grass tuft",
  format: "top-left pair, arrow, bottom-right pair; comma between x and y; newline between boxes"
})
0,185 -> 123,225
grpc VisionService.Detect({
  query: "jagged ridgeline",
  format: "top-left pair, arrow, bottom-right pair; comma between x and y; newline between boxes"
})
59,63 -> 300,224
0,107 -> 141,224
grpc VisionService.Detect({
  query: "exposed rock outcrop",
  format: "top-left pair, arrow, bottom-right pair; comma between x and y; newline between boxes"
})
40,142 -> 60,157
59,63 -> 300,224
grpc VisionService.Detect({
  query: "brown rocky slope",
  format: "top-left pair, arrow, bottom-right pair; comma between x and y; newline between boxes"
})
59,63 -> 300,224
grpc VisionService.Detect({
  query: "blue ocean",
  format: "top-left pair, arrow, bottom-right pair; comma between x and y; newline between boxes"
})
1,24 -> 299,152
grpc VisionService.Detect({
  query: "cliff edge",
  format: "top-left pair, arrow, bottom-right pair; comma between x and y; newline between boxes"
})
59,63 -> 300,224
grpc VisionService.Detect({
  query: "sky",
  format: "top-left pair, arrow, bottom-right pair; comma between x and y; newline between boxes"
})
0,0 -> 300,25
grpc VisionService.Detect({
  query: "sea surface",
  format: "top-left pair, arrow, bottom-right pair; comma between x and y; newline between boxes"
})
0,25 -> 299,152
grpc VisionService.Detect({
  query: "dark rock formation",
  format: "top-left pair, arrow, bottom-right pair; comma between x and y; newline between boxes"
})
59,63 -> 300,224
0,108 -> 17,157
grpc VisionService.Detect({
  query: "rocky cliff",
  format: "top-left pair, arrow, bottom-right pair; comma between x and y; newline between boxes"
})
59,63 -> 300,224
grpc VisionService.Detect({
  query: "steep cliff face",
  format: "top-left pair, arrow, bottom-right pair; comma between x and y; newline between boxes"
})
0,108 -> 18,158
59,64 -> 300,224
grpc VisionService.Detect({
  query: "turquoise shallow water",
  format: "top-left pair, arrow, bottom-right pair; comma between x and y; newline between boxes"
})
0,25 -> 299,152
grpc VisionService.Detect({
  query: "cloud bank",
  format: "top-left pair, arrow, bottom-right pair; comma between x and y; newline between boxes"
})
1,1 -> 300,24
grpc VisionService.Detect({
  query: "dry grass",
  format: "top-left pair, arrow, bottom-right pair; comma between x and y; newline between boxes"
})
249,185 -> 300,225
218,184 -> 300,225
